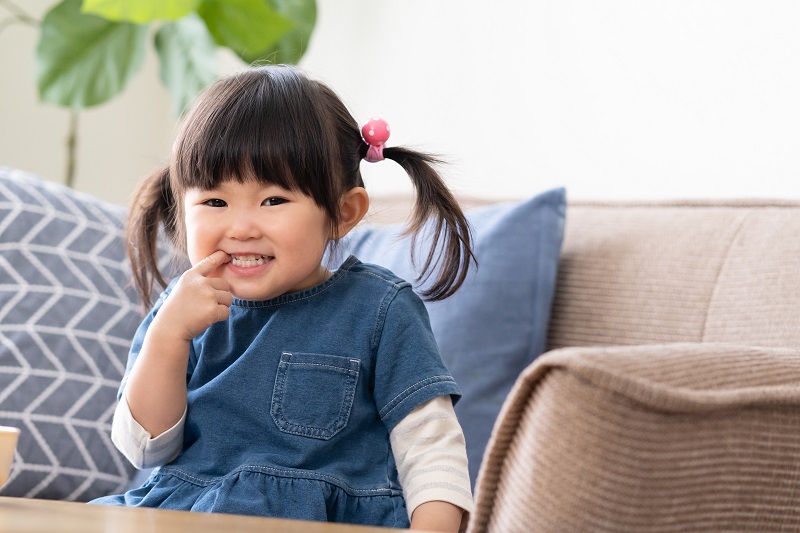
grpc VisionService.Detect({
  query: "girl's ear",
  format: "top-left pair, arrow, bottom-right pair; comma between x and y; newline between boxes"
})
335,187 -> 370,238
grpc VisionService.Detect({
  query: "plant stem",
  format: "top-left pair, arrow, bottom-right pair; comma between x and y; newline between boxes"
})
65,110 -> 78,188
0,1 -> 36,37
0,0 -> 37,25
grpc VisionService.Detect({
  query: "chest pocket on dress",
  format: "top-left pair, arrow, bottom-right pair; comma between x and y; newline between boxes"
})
271,352 -> 360,440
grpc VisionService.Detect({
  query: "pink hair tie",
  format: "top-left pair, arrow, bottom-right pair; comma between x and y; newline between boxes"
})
361,117 -> 391,163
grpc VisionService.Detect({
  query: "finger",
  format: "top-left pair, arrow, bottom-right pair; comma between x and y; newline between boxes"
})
209,277 -> 231,291
193,250 -> 231,276
215,304 -> 231,323
217,290 -> 233,307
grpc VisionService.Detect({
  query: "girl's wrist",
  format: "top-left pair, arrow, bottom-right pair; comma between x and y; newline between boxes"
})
149,312 -> 196,345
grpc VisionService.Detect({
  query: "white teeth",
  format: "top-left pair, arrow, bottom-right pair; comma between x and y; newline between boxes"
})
230,255 -> 270,267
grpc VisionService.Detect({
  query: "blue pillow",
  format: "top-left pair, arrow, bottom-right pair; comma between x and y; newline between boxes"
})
343,188 -> 566,485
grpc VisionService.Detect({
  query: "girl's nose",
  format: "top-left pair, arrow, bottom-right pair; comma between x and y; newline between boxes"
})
226,210 -> 260,240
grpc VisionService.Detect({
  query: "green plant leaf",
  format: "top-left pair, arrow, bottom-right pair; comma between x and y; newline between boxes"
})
246,0 -> 316,64
197,0 -> 293,62
36,0 -> 148,108
155,14 -> 218,117
82,0 -> 199,23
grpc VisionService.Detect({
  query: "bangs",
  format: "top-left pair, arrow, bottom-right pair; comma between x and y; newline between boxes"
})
172,67 -> 338,210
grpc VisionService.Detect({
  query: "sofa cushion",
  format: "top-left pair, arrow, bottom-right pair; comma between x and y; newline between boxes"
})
0,168 -> 142,500
340,187 -> 566,485
548,200 -> 800,350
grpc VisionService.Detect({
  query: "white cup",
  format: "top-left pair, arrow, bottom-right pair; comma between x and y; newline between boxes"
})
0,426 -> 20,488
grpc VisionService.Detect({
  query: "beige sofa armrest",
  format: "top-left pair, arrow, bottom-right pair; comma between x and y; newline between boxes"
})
470,343 -> 800,533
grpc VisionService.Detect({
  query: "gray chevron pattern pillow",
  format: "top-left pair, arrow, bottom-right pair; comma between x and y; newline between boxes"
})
0,168 -> 145,500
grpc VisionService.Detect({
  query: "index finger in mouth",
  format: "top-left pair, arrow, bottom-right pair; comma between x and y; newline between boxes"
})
193,250 -> 231,276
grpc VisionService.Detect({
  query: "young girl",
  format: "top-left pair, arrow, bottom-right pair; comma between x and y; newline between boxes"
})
91,65 -> 475,532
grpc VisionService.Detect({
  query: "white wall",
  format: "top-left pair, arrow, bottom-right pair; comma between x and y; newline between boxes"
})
1,1 -> 799,204
301,0 -> 800,201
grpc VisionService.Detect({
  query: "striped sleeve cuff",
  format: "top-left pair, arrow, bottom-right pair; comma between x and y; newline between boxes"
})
111,393 -> 185,470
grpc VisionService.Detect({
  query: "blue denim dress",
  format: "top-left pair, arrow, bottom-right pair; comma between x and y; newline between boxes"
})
91,256 -> 460,528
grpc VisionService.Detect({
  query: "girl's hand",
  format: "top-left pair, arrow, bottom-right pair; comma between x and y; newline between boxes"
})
124,251 -> 232,437
154,250 -> 234,342
410,501 -> 466,532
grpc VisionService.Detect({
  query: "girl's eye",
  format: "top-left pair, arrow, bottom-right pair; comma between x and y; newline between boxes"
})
203,199 -> 227,207
263,197 -> 287,206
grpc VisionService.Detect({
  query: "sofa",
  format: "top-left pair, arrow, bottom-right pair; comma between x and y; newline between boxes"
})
1,167 -> 799,532
468,198 -> 800,532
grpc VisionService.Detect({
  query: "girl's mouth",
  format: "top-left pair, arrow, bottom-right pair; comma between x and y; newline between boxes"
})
230,255 -> 273,267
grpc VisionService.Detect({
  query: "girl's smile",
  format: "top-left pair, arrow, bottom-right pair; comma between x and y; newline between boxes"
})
229,254 -> 272,268
227,254 -> 273,277
183,180 -> 332,301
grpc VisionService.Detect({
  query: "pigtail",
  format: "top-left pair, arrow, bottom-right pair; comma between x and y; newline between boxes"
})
126,165 -> 177,307
381,146 -> 477,301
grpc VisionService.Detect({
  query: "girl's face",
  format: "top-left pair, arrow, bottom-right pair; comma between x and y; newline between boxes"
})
183,179 -> 332,301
